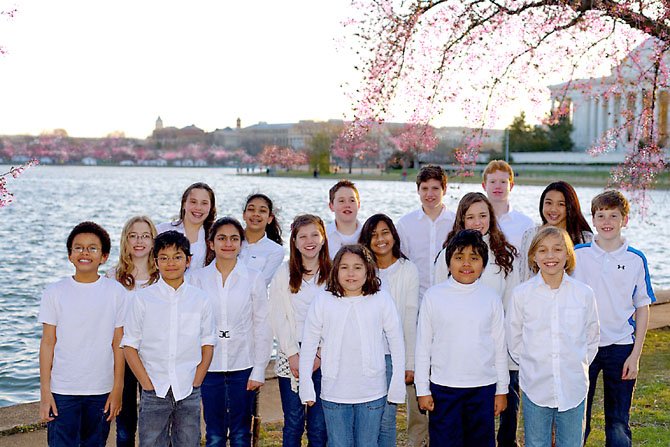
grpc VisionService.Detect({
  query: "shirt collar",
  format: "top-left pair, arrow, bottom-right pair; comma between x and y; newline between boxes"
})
589,236 -> 629,258
417,205 -> 448,221
448,276 -> 480,291
530,271 -> 575,291
244,234 -> 269,247
156,277 -> 187,297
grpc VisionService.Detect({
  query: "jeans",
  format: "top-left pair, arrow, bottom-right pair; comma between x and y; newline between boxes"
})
322,395 -> 386,447
138,387 -> 201,447
522,392 -> 585,447
47,393 -> 110,447
379,354 -> 397,447
585,344 -> 636,447
116,363 -> 139,447
201,368 -> 255,447
278,369 -> 327,447
497,369 -> 520,447
428,382 -> 495,447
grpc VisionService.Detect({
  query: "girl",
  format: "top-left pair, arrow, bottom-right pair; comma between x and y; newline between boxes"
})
157,182 -> 217,270
519,181 -> 592,281
190,217 -> 273,447
358,214 -> 419,447
506,226 -> 599,447
239,193 -> 285,286
299,245 -> 406,447
108,215 -> 159,447
269,214 -> 332,447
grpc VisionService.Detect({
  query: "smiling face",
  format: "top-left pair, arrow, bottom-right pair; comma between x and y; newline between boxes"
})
337,252 -> 367,297
463,201 -> 490,235
68,233 -> 108,278
209,224 -> 242,261
482,170 -> 512,204
155,245 -> 190,286
593,207 -> 628,242
418,178 -> 445,212
370,220 -> 394,260
542,190 -> 567,228
448,245 -> 484,284
329,187 -> 360,225
183,188 -> 212,227
243,197 -> 273,233
127,221 -> 153,259
533,234 -> 568,281
295,223 -> 325,262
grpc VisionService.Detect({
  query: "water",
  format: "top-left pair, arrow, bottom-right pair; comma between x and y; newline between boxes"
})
1,165 -> 668,407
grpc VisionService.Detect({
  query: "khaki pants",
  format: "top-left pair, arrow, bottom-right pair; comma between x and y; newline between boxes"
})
406,384 -> 429,447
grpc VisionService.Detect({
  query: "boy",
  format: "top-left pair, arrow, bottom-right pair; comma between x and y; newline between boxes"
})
574,190 -> 654,446
39,221 -> 126,446
326,179 -> 362,258
122,230 -> 215,446
396,164 -> 454,447
481,160 -> 533,251
416,230 -> 508,447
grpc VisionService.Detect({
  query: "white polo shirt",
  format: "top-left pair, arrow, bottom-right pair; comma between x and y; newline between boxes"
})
156,221 -> 207,270
121,278 -> 216,401
573,238 -> 655,346
38,276 -> 127,395
239,235 -> 285,286
496,205 -> 535,251
326,220 -> 362,259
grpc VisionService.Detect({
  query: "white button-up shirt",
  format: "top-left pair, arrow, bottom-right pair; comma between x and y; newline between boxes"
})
156,222 -> 208,270
496,205 -> 535,251
189,262 -> 272,383
397,206 -> 455,298
506,273 -> 600,411
326,220 -> 362,260
121,279 -> 216,401
239,235 -> 285,286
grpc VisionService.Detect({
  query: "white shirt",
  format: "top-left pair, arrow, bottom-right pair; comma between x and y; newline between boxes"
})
239,235 -> 285,286
496,205 -> 535,251
299,290 -> 406,405
157,221 -> 207,270
121,278 -> 216,401
38,276 -> 127,395
378,258 -> 420,370
326,220 -> 362,259
415,278 -> 509,396
189,262 -> 272,383
397,206 -> 455,298
506,273 -> 600,411
574,238 -> 655,346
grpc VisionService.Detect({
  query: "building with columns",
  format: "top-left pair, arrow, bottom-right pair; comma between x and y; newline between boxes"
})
549,38 -> 670,152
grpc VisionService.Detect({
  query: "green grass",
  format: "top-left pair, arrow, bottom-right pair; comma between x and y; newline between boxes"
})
257,327 -> 670,446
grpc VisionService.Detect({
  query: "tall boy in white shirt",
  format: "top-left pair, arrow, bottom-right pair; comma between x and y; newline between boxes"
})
122,230 -> 215,446
416,229 -> 508,447
38,221 -> 126,447
326,180 -> 362,258
574,190 -> 654,446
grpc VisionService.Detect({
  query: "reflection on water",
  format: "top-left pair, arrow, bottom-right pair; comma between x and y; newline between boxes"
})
1,165 -> 668,406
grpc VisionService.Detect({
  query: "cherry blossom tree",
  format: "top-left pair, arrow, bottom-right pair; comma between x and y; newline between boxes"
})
0,159 -> 38,208
390,122 -> 438,167
259,145 -> 309,171
332,121 -> 380,173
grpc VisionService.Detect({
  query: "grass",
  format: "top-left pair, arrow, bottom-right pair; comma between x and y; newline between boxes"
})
256,327 -> 670,446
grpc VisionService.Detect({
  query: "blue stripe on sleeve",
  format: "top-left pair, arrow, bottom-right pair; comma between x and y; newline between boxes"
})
626,247 -> 656,303
574,243 -> 591,250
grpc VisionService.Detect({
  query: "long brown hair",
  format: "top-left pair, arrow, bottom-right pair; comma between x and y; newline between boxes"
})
174,182 -> 217,237
443,192 -> 517,277
326,244 -> 380,298
539,181 -> 592,245
116,216 -> 160,290
289,214 -> 331,293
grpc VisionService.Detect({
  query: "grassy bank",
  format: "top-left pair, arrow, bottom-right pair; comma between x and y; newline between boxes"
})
257,327 -> 670,446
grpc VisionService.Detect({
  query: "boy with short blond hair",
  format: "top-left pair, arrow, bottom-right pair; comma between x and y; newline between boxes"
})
574,189 -> 654,446
326,179 -> 362,258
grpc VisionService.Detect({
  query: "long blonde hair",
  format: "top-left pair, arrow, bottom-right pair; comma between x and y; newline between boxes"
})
116,216 -> 160,290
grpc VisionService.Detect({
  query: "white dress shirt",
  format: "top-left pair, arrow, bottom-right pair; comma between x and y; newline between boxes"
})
121,278 -> 216,401
506,273 -> 600,411
397,206 -> 455,298
496,205 -> 535,251
189,262 -> 272,383
414,277 -> 509,397
239,235 -> 285,286
326,220 -> 362,259
574,238 -> 655,346
156,221 -> 207,270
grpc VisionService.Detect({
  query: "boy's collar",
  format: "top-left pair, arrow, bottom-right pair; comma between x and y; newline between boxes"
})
592,236 -> 628,255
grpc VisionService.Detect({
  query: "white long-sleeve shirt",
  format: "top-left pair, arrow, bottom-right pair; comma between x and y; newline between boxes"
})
189,262 -> 272,383
121,278 -> 216,401
239,235 -> 285,287
299,290 -> 406,405
506,273 -> 600,411
414,277 -> 509,397
496,205 -> 535,251
156,221 -> 207,270
326,220 -> 362,260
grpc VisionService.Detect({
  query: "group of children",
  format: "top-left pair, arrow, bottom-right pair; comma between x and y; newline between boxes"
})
38,160 -> 654,447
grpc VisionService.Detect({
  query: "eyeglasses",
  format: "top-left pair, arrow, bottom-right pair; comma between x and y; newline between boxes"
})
72,246 -> 100,254
128,233 -> 152,241
156,254 -> 186,264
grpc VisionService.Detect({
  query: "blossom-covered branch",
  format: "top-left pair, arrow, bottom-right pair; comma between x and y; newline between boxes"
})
0,159 -> 38,208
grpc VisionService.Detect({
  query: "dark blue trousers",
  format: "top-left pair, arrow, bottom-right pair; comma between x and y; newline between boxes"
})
497,370 -> 520,447
47,393 -> 110,447
278,368 -> 327,447
115,363 -> 139,447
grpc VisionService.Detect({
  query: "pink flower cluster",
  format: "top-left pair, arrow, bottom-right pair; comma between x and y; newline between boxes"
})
258,146 -> 308,170
0,159 -> 39,208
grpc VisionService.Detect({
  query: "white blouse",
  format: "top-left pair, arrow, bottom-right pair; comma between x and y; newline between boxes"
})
156,221 -> 207,270
239,235 -> 285,286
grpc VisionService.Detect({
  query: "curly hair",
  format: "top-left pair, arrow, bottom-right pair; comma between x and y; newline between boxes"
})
326,244 -> 380,298
115,216 -> 159,290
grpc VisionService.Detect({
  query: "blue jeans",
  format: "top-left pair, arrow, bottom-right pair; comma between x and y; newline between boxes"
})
47,393 -> 110,447
201,368 -> 254,447
379,354 -> 397,447
322,395 -> 386,447
497,369 -> 520,447
116,363 -> 139,447
522,392 -> 585,447
278,369 -> 327,447
138,387 -> 201,447
585,344 -> 636,447
428,382 -> 495,447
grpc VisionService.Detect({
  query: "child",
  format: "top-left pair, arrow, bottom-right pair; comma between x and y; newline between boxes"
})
38,221 -> 127,446
299,245 -> 406,447
573,190 -> 655,446
122,230 -> 215,446
190,217 -> 273,446
359,214 -> 419,447
481,160 -> 534,251
326,180 -> 362,258
416,229 -> 508,447
519,181 -> 592,281
269,214 -> 332,447
108,216 -> 160,447
157,182 -> 217,270
507,226 -> 600,447
239,193 -> 285,286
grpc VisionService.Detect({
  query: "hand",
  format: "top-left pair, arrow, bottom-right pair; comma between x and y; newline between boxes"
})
494,394 -> 507,416
247,380 -> 264,391
39,392 -> 58,422
405,370 -> 415,385
193,380 -> 203,388
418,395 -> 434,412
622,352 -> 640,380
288,354 -> 300,378
104,388 -> 123,422
141,380 -> 154,392
305,400 -> 315,407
